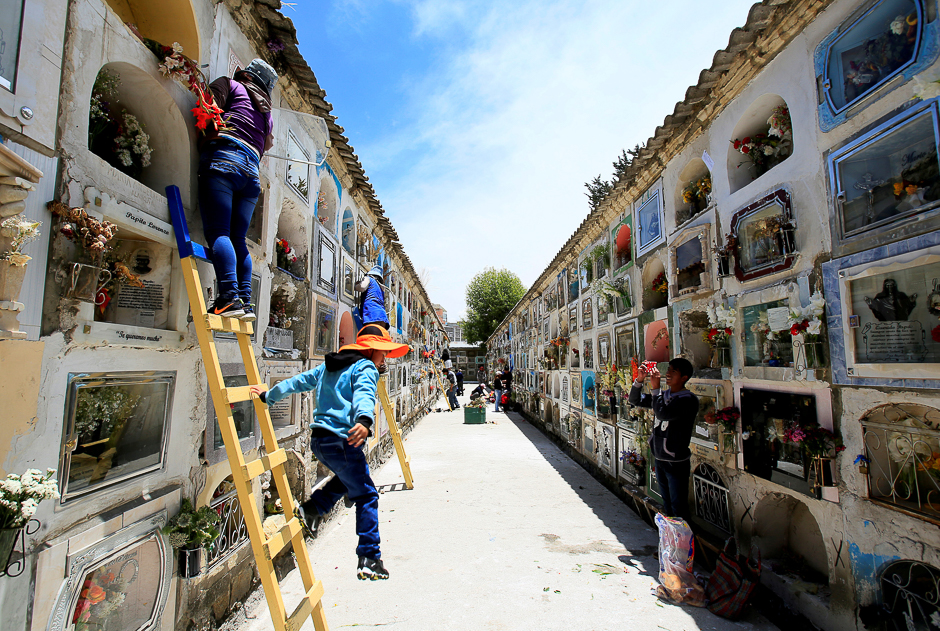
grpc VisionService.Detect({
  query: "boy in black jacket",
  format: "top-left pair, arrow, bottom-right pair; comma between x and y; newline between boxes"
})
628,358 -> 698,520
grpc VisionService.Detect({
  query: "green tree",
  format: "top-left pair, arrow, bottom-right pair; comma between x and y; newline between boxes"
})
464,267 -> 526,346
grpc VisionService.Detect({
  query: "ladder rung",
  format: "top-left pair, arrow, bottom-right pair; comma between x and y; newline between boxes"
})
264,516 -> 303,560
285,580 -> 325,631
242,448 -> 288,481
205,313 -> 254,334
222,384 -> 267,404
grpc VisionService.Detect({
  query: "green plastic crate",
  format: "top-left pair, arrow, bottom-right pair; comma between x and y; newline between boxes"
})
463,407 -> 486,424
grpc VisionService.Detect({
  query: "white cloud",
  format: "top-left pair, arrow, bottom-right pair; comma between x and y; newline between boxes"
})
357,0 -> 755,322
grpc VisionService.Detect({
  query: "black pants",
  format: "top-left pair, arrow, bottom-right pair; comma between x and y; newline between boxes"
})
655,459 -> 691,520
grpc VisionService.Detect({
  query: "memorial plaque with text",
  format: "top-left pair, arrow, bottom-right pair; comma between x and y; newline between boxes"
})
849,260 -> 940,364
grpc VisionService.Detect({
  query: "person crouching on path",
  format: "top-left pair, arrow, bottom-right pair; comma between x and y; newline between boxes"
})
628,358 -> 697,521
250,324 -> 409,580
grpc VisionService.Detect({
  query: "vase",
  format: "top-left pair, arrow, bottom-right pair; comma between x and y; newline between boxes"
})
179,546 -> 204,578
0,259 -> 27,303
0,527 -> 20,568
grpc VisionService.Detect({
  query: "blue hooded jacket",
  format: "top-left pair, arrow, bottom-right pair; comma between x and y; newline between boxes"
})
263,349 -> 378,439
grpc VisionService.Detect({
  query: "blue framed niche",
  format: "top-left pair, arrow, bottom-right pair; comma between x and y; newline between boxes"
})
815,0 -> 940,131
823,232 -> 940,387
827,97 -> 940,257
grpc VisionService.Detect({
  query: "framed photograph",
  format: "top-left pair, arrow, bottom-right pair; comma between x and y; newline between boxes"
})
317,234 -> 336,292
314,302 -> 336,355
636,188 -> 665,256
342,257 -> 355,300
285,132 -> 310,202
568,304 -> 578,333
582,298 -> 593,331
597,333 -> 611,368
597,293 -> 610,324
583,338 -> 594,370
615,323 -> 637,367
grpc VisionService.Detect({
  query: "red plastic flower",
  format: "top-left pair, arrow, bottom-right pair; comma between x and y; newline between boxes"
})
741,145 -> 750,154
742,136 -> 751,144
724,327 -> 733,336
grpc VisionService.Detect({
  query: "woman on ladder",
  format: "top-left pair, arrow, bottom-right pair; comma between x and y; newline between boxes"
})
199,59 -> 278,321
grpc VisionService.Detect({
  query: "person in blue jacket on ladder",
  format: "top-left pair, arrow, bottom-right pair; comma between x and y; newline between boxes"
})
354,265 -> 390,331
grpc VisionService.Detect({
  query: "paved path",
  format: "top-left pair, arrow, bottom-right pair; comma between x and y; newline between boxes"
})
230,394 -> 778,631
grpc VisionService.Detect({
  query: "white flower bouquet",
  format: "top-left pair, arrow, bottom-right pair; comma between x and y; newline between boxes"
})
0,215 -> 42,267
0,469 -> 59,529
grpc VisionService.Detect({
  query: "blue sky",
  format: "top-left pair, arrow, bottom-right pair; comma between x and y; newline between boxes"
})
294,0 -> 757,321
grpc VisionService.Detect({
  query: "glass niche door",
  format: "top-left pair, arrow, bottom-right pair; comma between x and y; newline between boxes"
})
830,99 -> 940,239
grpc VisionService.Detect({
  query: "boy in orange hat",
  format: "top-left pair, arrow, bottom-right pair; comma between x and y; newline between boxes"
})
251,324 -> 409,579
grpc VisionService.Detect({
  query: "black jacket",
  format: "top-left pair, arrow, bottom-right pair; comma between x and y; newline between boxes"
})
628,383 -> 698,462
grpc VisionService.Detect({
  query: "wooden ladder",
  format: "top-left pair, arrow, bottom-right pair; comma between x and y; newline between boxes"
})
167,186 -> 328,631
376,376 -> 414,489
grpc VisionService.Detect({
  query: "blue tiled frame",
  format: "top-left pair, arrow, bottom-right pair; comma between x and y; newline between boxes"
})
822,230 -> 940,387
815,0 -> 940,132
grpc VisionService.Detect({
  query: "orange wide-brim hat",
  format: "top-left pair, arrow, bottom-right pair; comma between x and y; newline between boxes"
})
340,324 -> 410,358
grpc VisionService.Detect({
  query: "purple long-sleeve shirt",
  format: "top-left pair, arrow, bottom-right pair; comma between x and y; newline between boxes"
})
208,77 -> 273,158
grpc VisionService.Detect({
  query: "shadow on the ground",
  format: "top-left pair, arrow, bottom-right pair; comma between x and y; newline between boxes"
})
500,409 -> 783,630
497,409 -> 662,579
376,482 -> 411,493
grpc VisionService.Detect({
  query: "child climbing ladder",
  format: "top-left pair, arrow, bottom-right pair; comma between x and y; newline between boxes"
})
251,324 -> 411,579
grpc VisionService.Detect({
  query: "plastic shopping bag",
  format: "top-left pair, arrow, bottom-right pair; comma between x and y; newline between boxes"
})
654,513 -> 706,606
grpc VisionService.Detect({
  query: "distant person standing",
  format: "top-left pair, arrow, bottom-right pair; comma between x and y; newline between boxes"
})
455,368 -> 464,395
443,367 -> 459,409
492,370 -> 505,413
628,358 -> 697,520
476,366 -> 486,384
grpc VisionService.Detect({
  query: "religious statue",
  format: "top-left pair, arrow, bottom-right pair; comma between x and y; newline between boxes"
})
865,278 -> 918,321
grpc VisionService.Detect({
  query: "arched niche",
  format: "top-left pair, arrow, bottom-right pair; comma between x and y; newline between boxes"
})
543,400 -> 553,424
641,257 -> 668,311
316,173 -> 339,236
674,158 -> 711,226
339,310 -> 356,347
727,94 -> 793,194
613,222 -> 633,270
583,374 -> 596,414
275,196 -> 309,278
89,62 -> 192,201
553,374 -> 560,399
644,320 -> 670,364
753,494 -> 828,584
105,0 -> 201,61
341,208 -> 355,255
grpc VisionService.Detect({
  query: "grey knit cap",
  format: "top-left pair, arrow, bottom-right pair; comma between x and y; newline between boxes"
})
244,59 -> 278,95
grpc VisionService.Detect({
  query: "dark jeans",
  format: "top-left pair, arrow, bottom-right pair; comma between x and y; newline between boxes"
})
198,167 -> 260,300
655,458 -> 691,520
306,433 -> 381,559
447,386 -> 459,409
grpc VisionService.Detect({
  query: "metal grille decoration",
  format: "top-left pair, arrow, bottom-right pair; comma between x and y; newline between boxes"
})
880,560 -> 940,630
1,519 -> 40,577
693,463 -> 732,533
861,403 -> 940,520
207,490 -> 249,567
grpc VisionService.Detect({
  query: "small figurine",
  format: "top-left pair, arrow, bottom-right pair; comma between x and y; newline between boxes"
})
865,278 -> 918,321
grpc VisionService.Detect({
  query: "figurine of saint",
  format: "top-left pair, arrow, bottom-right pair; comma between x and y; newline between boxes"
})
865,278 -> 918,321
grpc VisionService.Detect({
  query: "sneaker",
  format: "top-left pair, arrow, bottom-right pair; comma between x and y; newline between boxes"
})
239,302 -> 257,322
357,556 -> 389,580
208,295 -> 245,318
343,495 -> 355,509
296,503 -> 321,536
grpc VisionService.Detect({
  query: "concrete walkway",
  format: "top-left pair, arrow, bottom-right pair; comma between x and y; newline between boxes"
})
229,394 -> 778,631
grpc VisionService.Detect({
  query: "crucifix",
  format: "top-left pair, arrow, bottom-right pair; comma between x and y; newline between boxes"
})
853,172 -> 886,224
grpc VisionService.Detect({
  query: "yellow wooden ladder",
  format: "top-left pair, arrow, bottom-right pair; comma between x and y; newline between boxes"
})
167,186 -> 328,631
376,376 -> 414,489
